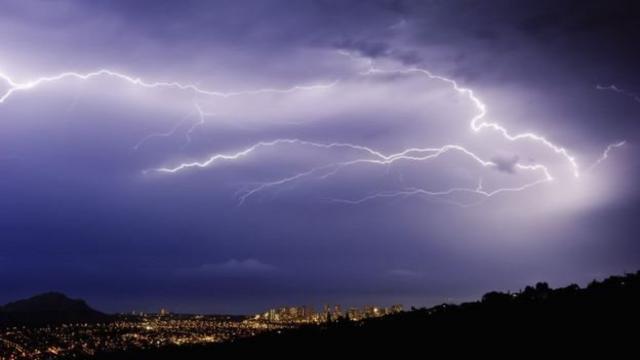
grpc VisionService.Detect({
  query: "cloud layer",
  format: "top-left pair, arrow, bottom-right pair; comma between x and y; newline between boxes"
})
0,0 -> 638,314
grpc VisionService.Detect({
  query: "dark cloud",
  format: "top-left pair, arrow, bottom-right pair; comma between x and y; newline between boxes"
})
0,0 -> 638,314
491,155 -> 520,174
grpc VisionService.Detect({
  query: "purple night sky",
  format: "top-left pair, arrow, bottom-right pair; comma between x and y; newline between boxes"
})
0,0 -> 638,314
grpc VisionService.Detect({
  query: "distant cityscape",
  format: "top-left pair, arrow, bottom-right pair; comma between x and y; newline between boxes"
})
254,304 -> 404,323
0,303 -> 403,360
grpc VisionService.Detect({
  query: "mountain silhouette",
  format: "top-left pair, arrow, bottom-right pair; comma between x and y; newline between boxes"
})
0,292 -> 110,326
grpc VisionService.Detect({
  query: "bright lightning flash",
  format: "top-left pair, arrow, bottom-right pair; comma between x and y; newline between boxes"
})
0,55 -> 626,207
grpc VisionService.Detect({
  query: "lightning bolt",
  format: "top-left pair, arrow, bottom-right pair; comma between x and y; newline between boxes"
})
155,134 -> 552,204
133,102 -> 219,151
0,69 -> 338,104
156,139 -> 553,178
0,53 -> 626,207
154,53 -> 570,205
596,84 -> 640,104
587,141 -> 626,172
185,102 -> 209,147
359,65 -> 580,178
157,139 -> 396,173
0,67 -> 337,158
329,177 -> 550,208
133,110 -> 195,151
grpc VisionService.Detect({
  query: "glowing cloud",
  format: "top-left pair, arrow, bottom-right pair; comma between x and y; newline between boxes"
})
0,53 -> 627,207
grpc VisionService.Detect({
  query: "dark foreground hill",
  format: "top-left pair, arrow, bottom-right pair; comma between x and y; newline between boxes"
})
94,271 -> 640,357
0,292 -> 110,327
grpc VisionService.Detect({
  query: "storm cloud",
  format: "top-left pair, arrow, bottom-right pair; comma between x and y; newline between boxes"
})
0,0 -> 638,314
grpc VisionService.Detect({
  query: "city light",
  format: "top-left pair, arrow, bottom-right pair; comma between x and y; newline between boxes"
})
0,303 -> 403,359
